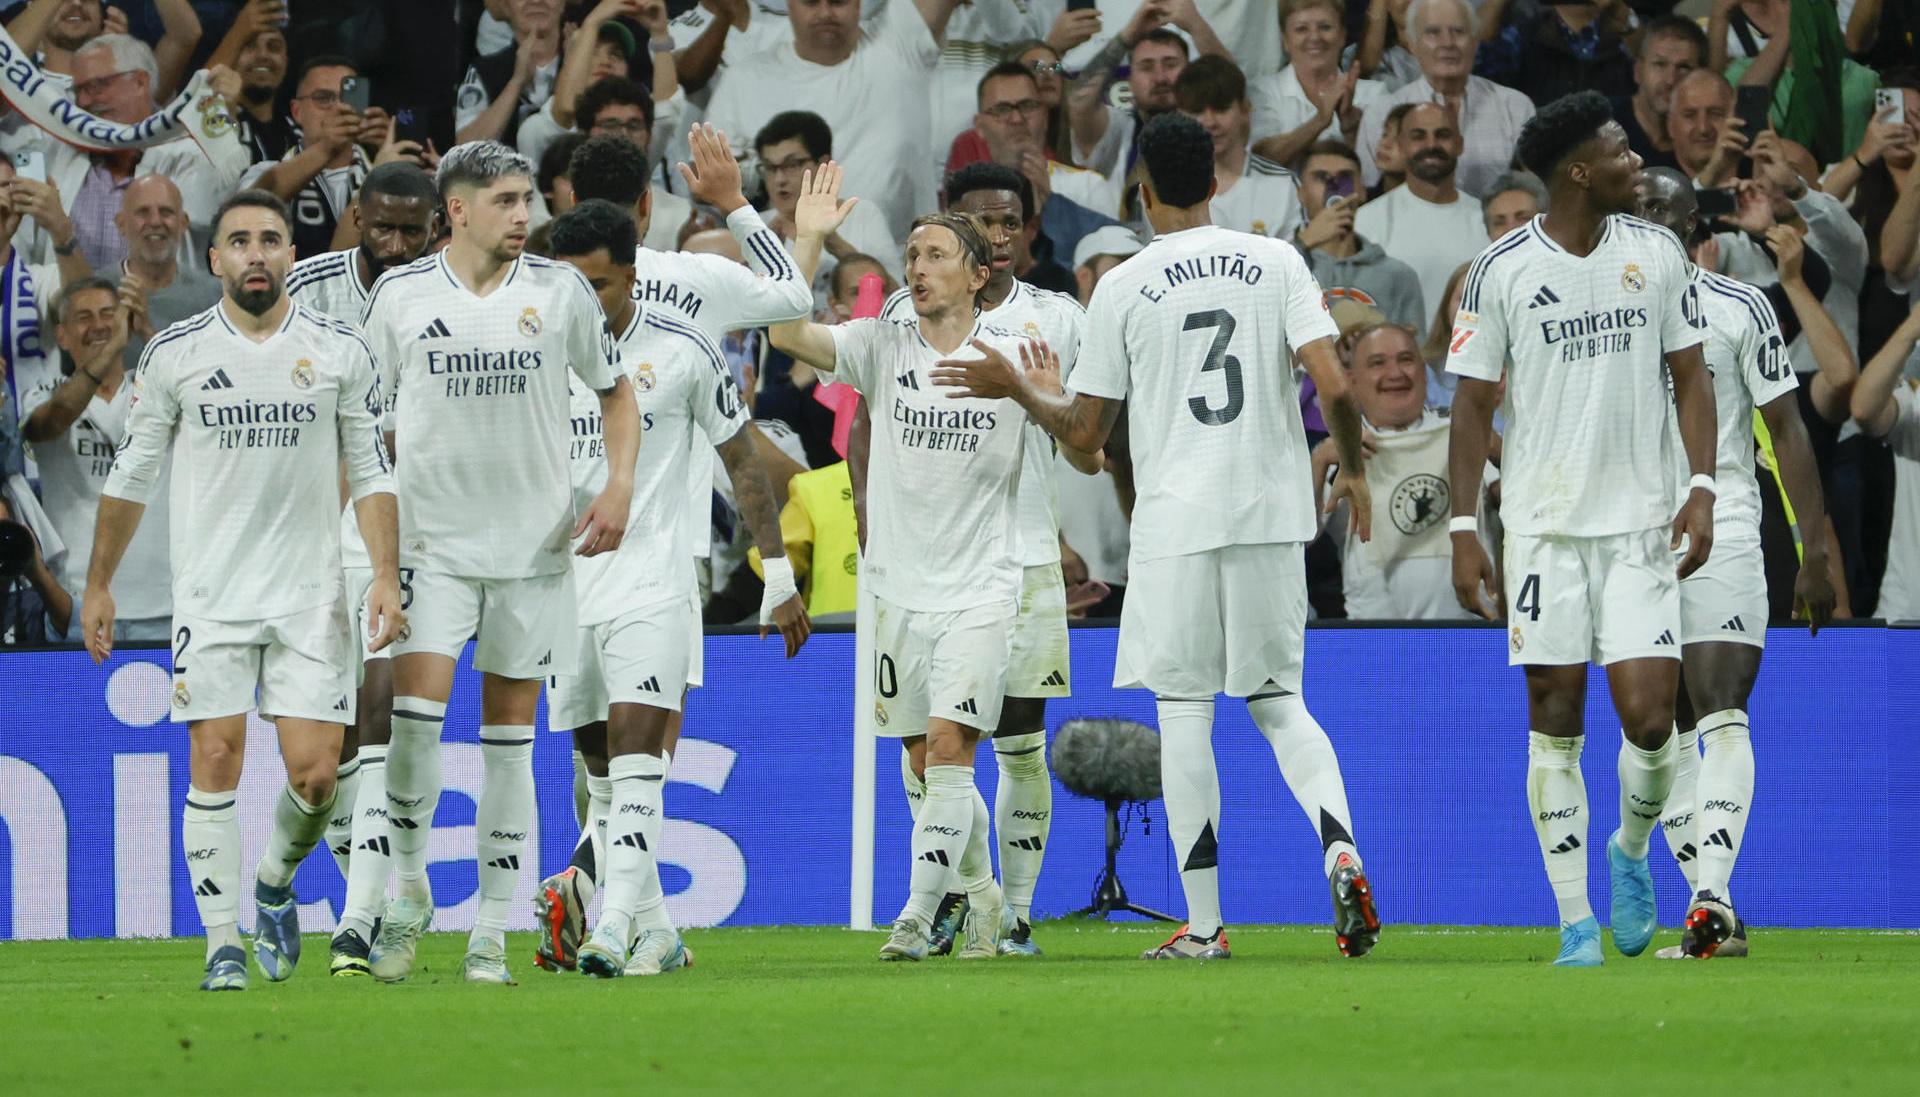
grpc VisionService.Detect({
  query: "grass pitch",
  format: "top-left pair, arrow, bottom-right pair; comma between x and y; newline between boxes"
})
4,923 -> 1916,1096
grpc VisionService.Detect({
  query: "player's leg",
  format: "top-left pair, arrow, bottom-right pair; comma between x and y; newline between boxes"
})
618,700 -> 693,976
1660,675 -> 1703,898
578,703 -> 673,976
254,715 -> 346,981
184,714 -> 250,990
365,650 -> 455,981
897,733 -> 968,957
1675,641 -> 1762,958
992,696 -> 1050,955
333,655 -> 394,974
328,727 -> 361,882
533,623 -> 610,973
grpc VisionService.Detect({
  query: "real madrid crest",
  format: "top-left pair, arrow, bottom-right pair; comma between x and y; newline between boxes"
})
519,307 -> 542,337
1510,627 -> 1524,654
172,680 -> 192,708
195,93 -> 234,138
873,701 -> 889,727
290,359 -> 315,389
1620,263 -> 1645,293
1023,321 -> 1042,341
632,362 -> 656,392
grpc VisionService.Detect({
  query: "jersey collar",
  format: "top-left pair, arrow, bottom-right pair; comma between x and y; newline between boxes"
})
213,298 -> 300,342
1527,214 -> 1614,256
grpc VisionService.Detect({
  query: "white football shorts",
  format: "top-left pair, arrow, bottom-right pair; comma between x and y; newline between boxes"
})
168,597 -> 356,724
1115,542 -> 1307,699
1503,527 -> 1681,667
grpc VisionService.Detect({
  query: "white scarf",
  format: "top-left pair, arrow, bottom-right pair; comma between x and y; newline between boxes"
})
0,26 -> 234,154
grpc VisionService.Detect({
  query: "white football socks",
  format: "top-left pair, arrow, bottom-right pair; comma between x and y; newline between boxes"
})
1692,709 -> 1753,902
1527,732 -> 1593,926
959,787 -> 998,903
571,749 -> 590,827
256,782 -> 333,890
384,697 -> 446,904
1660,727 -> 1702,895
601,752 -> 668,945
326,756 -> 361,882
337,743 -> 390,943
902,765 -> 975,925
1615,730 -> 1677,859
572,771 -> 612,899
994,731 -> 1051,923
472,725 -> 535,949
1157,697 -> 1223,939
1247,691 -> 1359,876
183,786 -> 242,959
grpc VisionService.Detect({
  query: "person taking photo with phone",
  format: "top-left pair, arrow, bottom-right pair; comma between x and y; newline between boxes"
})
1292,140 -> 1427,338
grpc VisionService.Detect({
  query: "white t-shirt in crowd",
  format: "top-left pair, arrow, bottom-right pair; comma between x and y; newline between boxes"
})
1328,409 -> 1475,620
824,316 -> 1032,611
363,251 -> 618,579
1248,65 -> 1387,148
1873,385 -> 1920,621
1209,152 -> 1303,240
1354,184 -> 1489,319
102,303 -> 392,622
1446,215 -> 1705,538
1072,224 -> 1340,560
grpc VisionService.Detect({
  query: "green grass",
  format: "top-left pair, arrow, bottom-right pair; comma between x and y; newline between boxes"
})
3,924 -> 1916,1096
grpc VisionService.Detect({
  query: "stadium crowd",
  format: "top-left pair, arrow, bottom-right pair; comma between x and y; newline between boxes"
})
1,0 -> 1918,642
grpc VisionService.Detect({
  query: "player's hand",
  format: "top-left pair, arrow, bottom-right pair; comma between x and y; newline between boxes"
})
764,593 -> 810,657
1060,538 -> 1090,587
1450,535 -> 1497,620
1793,555 -> 1835,635
364,573 -> 405,652
574,483 -> 632,556
1326,467 -> 1371,542
1671,490 -> 1715,579
1019,339 -> 1063,394
81,586 -> 116,663
676,122 -> 749,215
792,158 -> 858,242
931,339 -> 1025,401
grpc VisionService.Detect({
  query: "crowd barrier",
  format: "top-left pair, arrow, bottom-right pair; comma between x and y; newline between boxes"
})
2,623 -> 1914,940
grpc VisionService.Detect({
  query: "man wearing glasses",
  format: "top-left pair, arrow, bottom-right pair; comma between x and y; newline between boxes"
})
574,76 -> 690,253
13,34 -> 248,274
1290,140 -> 1427,338
752,111 -> 900,309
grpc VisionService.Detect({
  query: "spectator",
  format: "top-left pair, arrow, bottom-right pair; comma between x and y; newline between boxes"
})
827,253 -> 898,321
1355,0 -> 1424,92
1846,0 -> 1920,74
921,0 -> 1066,176
0,488 -> 70,643
5,0 -> 202,98
1354,101 -> 1489,318
1473,0 -> 1636,108
537,131 -> 588,219
1070,224 -> 1144,307
0,159 -> 59,482
1667,68 -> 1739,183
1482,169 -> 1547,239
1311,321 -> 1478,620
704,0 -> 966,241
13,34 -> 249,273
1012,39 -> 1077,173
1420,259 -> 1473,409
1851,299 -> 1920,620
112,175 -> 220,350
969,60 -> 1125,269
1371,101 -> 1414,197
204,2 -> 296,165
1356,0 -> 1535,199
1292,140 -> 1427,337
1609,14 -> 1707,171
574,76 -> 687,252
1824,78 -> 1916,365
1174,55 -> 1303,239
752,111 -> 900,310
1714,0 -> 1879,161
240,56 -> 396,257
746,457 -> 860,621
17,276 -> 170,642
1067,3 -> 1228,193
1247,0 -> 1386,170
455,0 -> 565,146
519,0 -> 682,170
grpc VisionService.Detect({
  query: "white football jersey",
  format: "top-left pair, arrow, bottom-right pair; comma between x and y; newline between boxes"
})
1209,153 -> 1304,241
1673,267 -> 1797,531
881,280 -> 1087,566
1447,214 -> 1705,537
826,317 -> 1032,611
565,308 -> 748,625
363,251 -> 619,578
290,247 -> 388,573
103,303 -> 393,622
1072,224 -> 1339,560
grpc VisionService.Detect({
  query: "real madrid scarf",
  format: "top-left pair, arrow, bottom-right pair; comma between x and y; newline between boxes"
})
0,26 -> 234,154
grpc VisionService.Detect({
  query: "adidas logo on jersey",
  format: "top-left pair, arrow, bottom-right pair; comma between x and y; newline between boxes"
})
896,369 -> 920,390
1041,670 -> 1066,687
1527,286 -> 1561,309
953,698 -> 978,715
417,318 -> 453,340
1722,616 -> 1746,632
200,369 -> 235,391
1654,630 -> 1675,646
1549,834 -> 1582,855
637,676 -> 661,693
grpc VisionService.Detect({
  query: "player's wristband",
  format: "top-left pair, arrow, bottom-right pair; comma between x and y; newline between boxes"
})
1688,474 -> 1718,498
759,556 -> 799,624
1448,515 -> 1477,534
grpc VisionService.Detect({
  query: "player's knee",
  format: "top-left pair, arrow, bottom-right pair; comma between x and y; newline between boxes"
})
1616,698 -> 1676,749
288,763 -> 337,808
995,696 -> 1046,738
994,731 -> 1049,781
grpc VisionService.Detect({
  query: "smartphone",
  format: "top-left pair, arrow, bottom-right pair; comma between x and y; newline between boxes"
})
1876,86 -> 1906,126
1735,85 -> 1771,139
395,108 -> 431,145
340,75 -> 371,114
1695,186 -> 1738,219
1067,0 -> 1098,9
10,149 -> 45,184
1325,174 -> 1356,202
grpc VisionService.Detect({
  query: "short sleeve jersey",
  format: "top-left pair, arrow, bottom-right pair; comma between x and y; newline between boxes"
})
102,303 -> 393,622
1071,224 -> 1339,560
289,247 -> 384,571
565,308 -> 748,624
1446,214 -> 1706,537
1678,266 -> 1798,531
363,251 -> 618,578
826,317 -> 1031,611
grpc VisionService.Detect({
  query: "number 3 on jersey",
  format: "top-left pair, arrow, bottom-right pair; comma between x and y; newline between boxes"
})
1184,309 -> 1243,426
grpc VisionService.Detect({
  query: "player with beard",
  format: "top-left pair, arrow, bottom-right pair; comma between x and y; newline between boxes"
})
81,189 -> 401,990
1446,92 -> 1717,966
873,162 -> 1101,956
1634,167 -> 1836,958
285,161 -> 439,941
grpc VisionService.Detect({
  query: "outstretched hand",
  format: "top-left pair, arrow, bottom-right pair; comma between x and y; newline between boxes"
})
677,122 -> 748,213
930,339 -> 1026,401
794,159 -> 859,242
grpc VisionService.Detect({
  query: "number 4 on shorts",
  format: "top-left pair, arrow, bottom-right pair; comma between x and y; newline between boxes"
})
1515,574 -> 1541,622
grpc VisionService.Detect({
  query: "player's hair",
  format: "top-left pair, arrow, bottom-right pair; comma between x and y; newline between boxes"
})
294,53 -> 356,92
1173,54 -> 1247,114
1407,0 -> 1476,40
567,134 -> 650,209
754,110 -> 833,160
48,275 -> 118,329
1295,138 -> 1360,174
1485,170 -> 1548,210
212,188 -> 292,236
976,59 -> 1037,108
1517,90 -> 1616,179
548,198 -> 639,263
1636,14 -> 1708,64
575,75 -> 653,134
524,220 -> 554,258
1138,111 -> 1215,209
538,132 -> 588,197
360,162 -> 437,206
435,140 -> 534,199
75,33 -> 157,87
1280,0 -> 1346,27
1132,26 -> 1188,60
945,161 -> 1035,224
910,212 -> 993,303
